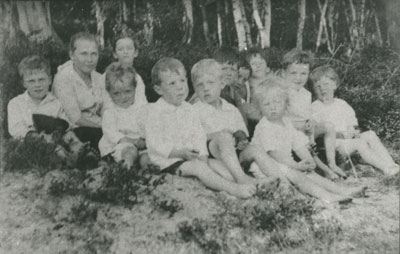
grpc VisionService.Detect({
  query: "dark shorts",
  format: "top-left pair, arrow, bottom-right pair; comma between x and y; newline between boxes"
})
206,139 -> 242,159
162,160 -> 186,175
73,127 -> 103,151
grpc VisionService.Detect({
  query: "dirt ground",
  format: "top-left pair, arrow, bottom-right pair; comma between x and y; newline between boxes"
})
0,169 -> 398,254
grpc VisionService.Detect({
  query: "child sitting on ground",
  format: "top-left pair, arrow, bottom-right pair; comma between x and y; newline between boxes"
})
310,66 -> 399,176
145,57 -> 256,198
7,55 -> 97,168
191,59 -> 284,186
251,79 -> 366,204
281,49 -> 346,180
107,33 -> 147,106
99,63 -> 149,169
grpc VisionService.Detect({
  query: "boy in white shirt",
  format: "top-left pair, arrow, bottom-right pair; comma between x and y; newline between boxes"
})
310,66 -> 399,176
145,57 -> 256,198
252,79 -> 366,204
191,59 -> 284,185
99,63 -> 148,169
281,49 -> 346,180
8,55 -> 97,168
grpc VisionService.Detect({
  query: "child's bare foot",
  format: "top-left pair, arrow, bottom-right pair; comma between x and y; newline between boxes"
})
237,175 -> 260,185
325,170 -> 340,180
383,164 -> 399,176
229,183 -> 256,198
322,194 -> 352,205
329,164 -> 347,179
347,186 -> 368,198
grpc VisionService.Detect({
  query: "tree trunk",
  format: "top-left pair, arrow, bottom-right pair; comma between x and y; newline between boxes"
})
217,13 -> 223,46
15,1 -> 53,40
316,0 -> 331,52
252,0 -> 269,48
199,2 -> 211,45
385,0 -> 400,51
296,0 -> 306,49
143,1 -> 154,45
263,0 -> 271,48
232,0 -> 247,50
182,0 -> 193,44
122,0 -> 129,23
238,0 -> 252,48
0,1 -> 12,68
94,1 -> 106,49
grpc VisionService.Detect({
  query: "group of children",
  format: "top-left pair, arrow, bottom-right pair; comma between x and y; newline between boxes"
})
8,32 -> 399,203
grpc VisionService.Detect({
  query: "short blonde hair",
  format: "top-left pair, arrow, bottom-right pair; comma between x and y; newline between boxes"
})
191,59 -> 222,85
253,76 -> 289,107
282,48 -> 314,70
18,55 -> 51,78
151,57 -> 186,88
104,62 -> 137,92
309,65 -> 339,88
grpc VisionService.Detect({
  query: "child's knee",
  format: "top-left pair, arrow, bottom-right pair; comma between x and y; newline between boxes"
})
215,132 -> 235,147
242,144 -> 264,160
360,130 -> 378,141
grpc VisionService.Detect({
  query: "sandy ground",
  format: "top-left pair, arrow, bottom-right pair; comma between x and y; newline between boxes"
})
0,171 -> 398,254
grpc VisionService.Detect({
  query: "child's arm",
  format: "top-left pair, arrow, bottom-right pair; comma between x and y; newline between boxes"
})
268,150 -> 314,172
7,100 -> 33,139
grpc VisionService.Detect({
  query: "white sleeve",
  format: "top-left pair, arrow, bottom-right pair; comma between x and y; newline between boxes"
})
232,107 -> 249,136
135,74 -> 148,105
101,109 -> 124,144
252,121 -> 278,152
7,99 -> 31,139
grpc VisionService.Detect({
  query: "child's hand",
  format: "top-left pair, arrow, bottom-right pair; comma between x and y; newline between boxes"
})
297,160 -> 315,172
118,137 -> 137,145
304,119 -> 315,135
236,140 -> 249,151
133,138 -> 146,150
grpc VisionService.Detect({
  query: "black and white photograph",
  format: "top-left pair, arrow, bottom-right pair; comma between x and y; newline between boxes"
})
0,0 -> 399,253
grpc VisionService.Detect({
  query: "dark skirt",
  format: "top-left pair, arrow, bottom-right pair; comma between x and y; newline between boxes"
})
73,127 -> 103,151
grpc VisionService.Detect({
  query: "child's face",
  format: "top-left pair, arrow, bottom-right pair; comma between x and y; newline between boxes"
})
155,69 -> 188,106
249,54 -> 269,79
221,62 -> 238,87
238,67 -> 250,85
193,73 -> 223,105
284,63 -> 310,91
258,89 -> 286,122
114,38 -> 138,67
23,70 -> 51,101
313,75 -> 337,102
70,39 -> 99,74
109,79 -> 136,109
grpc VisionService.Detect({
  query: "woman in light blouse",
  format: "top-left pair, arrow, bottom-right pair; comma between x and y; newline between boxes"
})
53,32 -> 108,149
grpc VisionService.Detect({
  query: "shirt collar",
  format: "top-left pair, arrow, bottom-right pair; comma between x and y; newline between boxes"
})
156,97 -> 191,112
196,98 -> 232,112
23,90 -> 56,106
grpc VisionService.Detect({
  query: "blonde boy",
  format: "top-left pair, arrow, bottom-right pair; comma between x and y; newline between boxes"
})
145,57 -> 255,198
191,59 -> 282,185
99,63 -> 148,169
8,55 -> 95,168
281,49 -> 346,180
310,66 -> 399,176
252,78 -> 365,204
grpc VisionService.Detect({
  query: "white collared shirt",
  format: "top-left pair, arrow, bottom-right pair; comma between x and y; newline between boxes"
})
286,87 -> 312,123
99,102 -> 148,156
145,98 -> 208,169
252,117 -> 308,159
53,60 -> 109,125
311,98 -> 358,132
7,91 -> 69,139
193,99 -> 248,137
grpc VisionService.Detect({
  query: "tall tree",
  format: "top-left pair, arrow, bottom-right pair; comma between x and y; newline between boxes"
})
296,0 -> 306,49
232,0 -> 247,50
384,0 -> 400,51
93,1 -> 106,49
182,0 -> 194,44
252,0 -> 271,48
199,2 -> 211,45
143,0 -> 154,45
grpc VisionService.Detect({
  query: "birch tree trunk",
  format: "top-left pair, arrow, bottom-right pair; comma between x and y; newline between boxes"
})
199,2 -> 211,44
232,0 -> 247,50
296,0 -> 306,49
252,0 -> 269,48
238,0 -> 252,47
263,0 -> 271,48
122,0 -> 129,23
94,1 -> 106,49
143,1 -> 154,45
385,0 -> 400,51
182,0 -> 193,44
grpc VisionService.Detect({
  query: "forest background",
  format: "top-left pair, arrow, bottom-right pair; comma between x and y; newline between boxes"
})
0,1 -> 399,253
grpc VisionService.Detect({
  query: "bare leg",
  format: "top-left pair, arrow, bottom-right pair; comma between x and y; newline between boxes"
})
315,122 -> 347,178
361,131 -> 397,167
208,133 -> 257,184
120,146 -> 139,169
313,155 -> 339,180
207,158 -> 236,181
306,172 -> 366,197
285,169 -> 351,204
179,160 -> 256,198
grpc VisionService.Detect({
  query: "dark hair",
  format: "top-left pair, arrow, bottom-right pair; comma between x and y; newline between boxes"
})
213,47 -> 240,65
309,65 -> 340,88
68,32 -> 99,53
18,55 -> 51,78
111,27 -> 139,52
282,48 -> 314,70
244,47 -> 265,64
151,58 -> 186,88
105,62 -> 137,92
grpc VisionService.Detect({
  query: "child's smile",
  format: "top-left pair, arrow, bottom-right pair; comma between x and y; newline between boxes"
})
285,63 -> 310,91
